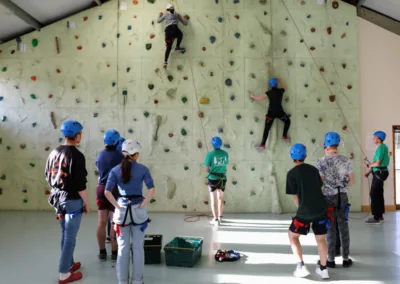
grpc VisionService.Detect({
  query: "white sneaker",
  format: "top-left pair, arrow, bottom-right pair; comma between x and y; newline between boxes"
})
293,265 -> 310,278
209,219 -> 219,227
316,266 -> 329,279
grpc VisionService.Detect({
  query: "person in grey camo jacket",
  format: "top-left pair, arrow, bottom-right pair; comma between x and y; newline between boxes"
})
157,3 -> 189,68
316,132 -> 354,269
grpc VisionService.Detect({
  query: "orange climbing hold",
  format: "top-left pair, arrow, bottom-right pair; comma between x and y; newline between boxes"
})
74,35 -> 79,40
0,50 -> 2,54
202,47 -> 206,51
133,0 -> 139,4
150,34 -> 155,39
56,69 -> 61,73
31,76 -> 37,81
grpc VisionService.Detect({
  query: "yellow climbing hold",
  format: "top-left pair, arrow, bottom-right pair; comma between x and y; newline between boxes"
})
199,97 -> 210,104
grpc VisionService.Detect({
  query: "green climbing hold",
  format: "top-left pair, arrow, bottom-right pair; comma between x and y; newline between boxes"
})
181,128 -> 187,136
184,166 -> 189,171
182,204 -> 187,209
177,65 -> 183,71
30,94 -> 37,99
122,90 -> 128,95
23,199 -> 28,204
183,115 -> 188,121
181,97 -> 188,103
32,39 -> 38,47
148,84 -> 154,90
98,15 -> 103,20
29,163 -> 35,168
112,82 -> 116,87
147,0 -> 155,3
180,49 -> 186,54
144,111 -> 150,118
117,33 -> 120,38
1,67 -> 6,72
145,43 -> 152,50
167,75 -> 174,82
2,116 -> 6,122
150,198 -> 156,204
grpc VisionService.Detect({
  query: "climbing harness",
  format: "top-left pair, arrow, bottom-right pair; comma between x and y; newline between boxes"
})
215,250 -> 241,262
48,189 -> 84,220
292,218 -> 309,233
208,172 -> 226,188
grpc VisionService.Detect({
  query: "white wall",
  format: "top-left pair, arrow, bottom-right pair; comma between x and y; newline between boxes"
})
359,18 -> 400,208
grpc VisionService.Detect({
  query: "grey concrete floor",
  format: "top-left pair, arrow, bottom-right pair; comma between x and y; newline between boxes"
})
0,211 -> 399,283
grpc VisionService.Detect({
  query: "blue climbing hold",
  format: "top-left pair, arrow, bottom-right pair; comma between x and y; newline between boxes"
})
6,146 -> 10,150
128,129 -> 133,134
230,95 -> 235,101
346,21 -> 349,26
234,33 -> 241,39
218,128 -> 223,133
0,97 -> 3,101
93,113 -> 98,118
224,143 -> 231,149
216,0 -> 219,3
236,114 -> 241,120
232,181 -> 237,185
300,63 -> 305,67
225,78 -> 232,87
307,15 -> 311,19
218,17 -> 223,23
58,138 -> 63,143
32,122 -> 37,127
210,36 -> 216,44
128,25 -> 132,30
234,0 -> 240,4
16,37 -> 22,43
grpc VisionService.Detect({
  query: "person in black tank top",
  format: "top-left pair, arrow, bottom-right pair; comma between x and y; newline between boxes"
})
250,76 -> 291,149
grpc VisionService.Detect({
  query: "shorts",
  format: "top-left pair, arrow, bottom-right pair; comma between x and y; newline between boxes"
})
208,179 -> 226,192
289,216 -> 327,236
96,184 -> 116,212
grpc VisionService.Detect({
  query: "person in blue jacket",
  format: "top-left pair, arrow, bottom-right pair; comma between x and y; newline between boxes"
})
96,130 -> 124,261
105,140 -> 155,284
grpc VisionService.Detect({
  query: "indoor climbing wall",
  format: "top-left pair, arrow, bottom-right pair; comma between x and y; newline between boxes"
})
0,0 -> 361,213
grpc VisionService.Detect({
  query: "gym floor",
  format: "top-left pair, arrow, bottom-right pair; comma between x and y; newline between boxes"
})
0,211 -> 399,284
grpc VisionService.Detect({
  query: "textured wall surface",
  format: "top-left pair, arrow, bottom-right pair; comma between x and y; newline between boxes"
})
0,0 -> 361,212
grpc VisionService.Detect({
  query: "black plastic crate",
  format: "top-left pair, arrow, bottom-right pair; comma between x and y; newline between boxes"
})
144,234 -> 162,264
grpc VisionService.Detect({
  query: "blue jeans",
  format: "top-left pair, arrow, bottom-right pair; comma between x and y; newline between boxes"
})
59,199 -> 83,273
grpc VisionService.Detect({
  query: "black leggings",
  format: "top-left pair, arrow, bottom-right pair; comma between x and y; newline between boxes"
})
370,171 -> 388,219
260,112 -> 291,145
164,25 -> 183,63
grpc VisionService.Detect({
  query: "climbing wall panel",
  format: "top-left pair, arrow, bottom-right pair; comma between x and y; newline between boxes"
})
0,0 -> 360,212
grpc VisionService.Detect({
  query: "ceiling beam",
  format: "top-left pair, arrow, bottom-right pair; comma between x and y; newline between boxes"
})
0,0 -> 42,30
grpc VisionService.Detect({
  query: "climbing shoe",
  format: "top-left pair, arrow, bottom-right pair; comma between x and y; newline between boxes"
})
59,272 -> 82,284
69,262 -> 81,273
343,259 -> 353,268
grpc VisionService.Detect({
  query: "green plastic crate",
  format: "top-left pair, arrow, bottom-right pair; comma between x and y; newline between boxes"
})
164,237 -> 203,267
144,234 -> 162,264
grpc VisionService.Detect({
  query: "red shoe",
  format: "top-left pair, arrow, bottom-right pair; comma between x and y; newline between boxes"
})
69,262 -> 81,273
59,272 -> 82,284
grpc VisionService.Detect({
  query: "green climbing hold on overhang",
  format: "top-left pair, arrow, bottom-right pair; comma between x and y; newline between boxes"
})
144,111 -> 150,118
148,84 -> 154,90
181,96 -> 188,103
167,75 -> 174,82
181,128 -> 187,136
32,39 -> 39,47
30,94 -> 37,99
145,43 -> 152,50
1,67 -> 6,72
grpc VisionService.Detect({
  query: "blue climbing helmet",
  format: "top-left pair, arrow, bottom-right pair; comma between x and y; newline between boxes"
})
60,120 -> 83,138
324,132 -> 341,148
373,131 -> 386,141
104,129 -> 120,146
290,143 -> 307,161
269,77 -> 278,88
117,137 -> 126,152
212,136 -> 222,149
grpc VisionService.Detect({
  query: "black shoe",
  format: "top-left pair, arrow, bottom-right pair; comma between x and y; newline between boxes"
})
343,259 -> 353,268
98,250 -> 107,261
318,260 -> 335,268
111,251 -> 117,261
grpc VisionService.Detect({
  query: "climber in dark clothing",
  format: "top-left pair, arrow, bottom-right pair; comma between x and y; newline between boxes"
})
157,4 -> 189,68
250,76 -> 291,149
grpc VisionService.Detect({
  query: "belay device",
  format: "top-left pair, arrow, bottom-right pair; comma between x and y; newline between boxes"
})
215,249 -> 241,262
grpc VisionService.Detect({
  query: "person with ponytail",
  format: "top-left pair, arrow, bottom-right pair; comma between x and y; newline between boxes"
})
104,140 -> 155,284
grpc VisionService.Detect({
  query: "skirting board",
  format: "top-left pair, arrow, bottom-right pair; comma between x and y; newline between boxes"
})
361,205 -> 396,212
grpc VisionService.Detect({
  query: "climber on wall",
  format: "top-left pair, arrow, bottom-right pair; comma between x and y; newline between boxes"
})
45,120 -> 89,284
96,130 -> 124,261
157,3 -> 189,68
286,143 -> 329,279
105,140 -> 155,284
364,131 -> 390,224
204,137 -> 229,227
316,132 -> 354,269
250,76 -> 290,149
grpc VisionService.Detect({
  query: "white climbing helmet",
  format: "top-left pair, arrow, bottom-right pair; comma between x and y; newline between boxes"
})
122,139 -> 141,156
166,3 -> 174,10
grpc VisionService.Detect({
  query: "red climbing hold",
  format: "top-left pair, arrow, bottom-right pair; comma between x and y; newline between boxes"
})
84,16 -> 88,21
198,112 -> 204,118
204,200 -> 209,205
48,94 -> 53,99
31,76 -> 37,81
327,27 -> 332,35
311,27 -> 316,33
45,147 -> 50,151
129,42 -> 132,46
56,69 -> 61,73
154,99 -> 159,104
234,15 -> 240,20
77,46 -> 83,50
150,34 -> 155,39
183,76 -> 188,80
332,1 -> 339,9
95,99 -> 99,103
107,63 -> 110,68
310,46 -> 315,51
168,133 -> 174,137
347,85 -> 352,90
320,67 -> 325,72
0,50 -> 2,54
202,47 -> 206,51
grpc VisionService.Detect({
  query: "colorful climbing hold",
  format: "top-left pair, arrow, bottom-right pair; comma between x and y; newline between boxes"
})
93,113 -> 98,118
0,97 -> 3,101
311,27 -> 316,33
150,198 -> 156,204
301,0 -> 305,5
229,61 -> 234,66
218,128 -> 223,133
32,122 -> 37,127
225,78 -> 232,87
2,67 -> 6,72
183,76 -> 188,80
145,43 -> 152,50
48,94 -> 53,99
280,30 -> 287,36
102,43 -> 106,48
230,95 -> 235,101
1,116 -> 6,122
199,97 -> 210,104
112,82 -> 116,87
22,189 -> 28,193
204,200 -> 209,205
232,181 -> 237,185
307,15 -> 311,19
167,75 -> 174,82
77,46 -> 83,50
30,94 -> 36,99
202,47 -> 206,52
117,33 -> 120,38
197,142 -> 202,148
98,15 -> 103,20
319,118 -> 323,123
126,67 -> 131,73
56,68 -> 61,73
181,128 -> 187,136
311,138 -> 316,144
31,76 -> 37,81
0,174 -> 5,180
29,163 -> 35,168
183,115 -> 188,121
168,133 -> 174,138
210,36 -> 216,44
341,33 -> 346,39
23,199 -> 28,204
348,85 -> 352,90
329,95 -> 336,102
128,25 -> 132,30
0,188 -> 2,195
342,125 -> 348,131
32,39 -> 38,47
283,48 -> 287,53
122,90 -> 128,95
250,131 -> 254,135
224,144 -> 231,149
58,138 -> 63,142
332,1 -> 339,9
233,0 -> 240,4
317,98 -> 321,102
148,84 -> 154,90
327,27 -> 332,35
128,129 -> 133,134
144,111 -> 150,118
154,99 -> 159,104
236,114 -> 241,120
342,63 -> 347,69
234,33 -> 241,39
300,63 -> 305,68
181,96 -> 188,104
11,50 -> 15,54
234,15 -> 240,20
310,46 -> 315,51
164,148 -> 170,153
198,112 -> 204,118
218,17 -> 223,23
45,146 -> 50,151
20,144 -> 26,149
320,67 -> 325,72
84,16 -> 88,21
45,189 -> 51,195
182,204 -> 187,209
300,39 -> 304,43
209,72 -> 214,77
346,21 -> 349,26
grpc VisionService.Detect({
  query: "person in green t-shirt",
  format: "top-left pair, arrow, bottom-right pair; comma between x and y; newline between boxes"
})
204,136 -> 229,227
364,131 -> 390,224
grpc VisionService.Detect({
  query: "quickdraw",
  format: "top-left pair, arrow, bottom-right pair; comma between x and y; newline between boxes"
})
215,250 -> 241,262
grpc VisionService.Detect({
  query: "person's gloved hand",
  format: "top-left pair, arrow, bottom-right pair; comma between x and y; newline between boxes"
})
184,15 -> 190,20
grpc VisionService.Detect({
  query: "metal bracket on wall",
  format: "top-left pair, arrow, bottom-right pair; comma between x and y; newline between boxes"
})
357,6 -> 400,36
0,0 -> 42,31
